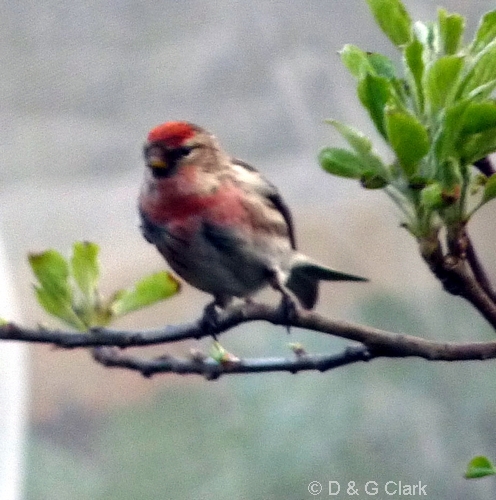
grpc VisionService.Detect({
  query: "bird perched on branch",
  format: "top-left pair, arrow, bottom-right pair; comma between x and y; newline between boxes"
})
138,121 -> 366,321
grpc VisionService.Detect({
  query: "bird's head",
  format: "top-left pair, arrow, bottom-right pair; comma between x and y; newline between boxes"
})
143,121 -> 215,177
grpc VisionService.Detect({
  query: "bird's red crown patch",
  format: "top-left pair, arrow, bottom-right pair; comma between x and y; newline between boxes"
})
147,121 -> 196,148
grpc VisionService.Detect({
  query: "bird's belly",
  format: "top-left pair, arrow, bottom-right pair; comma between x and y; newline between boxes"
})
157,221 -> 272,298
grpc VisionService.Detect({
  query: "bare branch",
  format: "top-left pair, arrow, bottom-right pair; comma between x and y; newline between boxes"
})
465,233 -> 496,303
91,345 -> 372,379
474,157 -> 496,177
2,300 -> 496,380
441,257 -> 496,329
420,232 -> 496,330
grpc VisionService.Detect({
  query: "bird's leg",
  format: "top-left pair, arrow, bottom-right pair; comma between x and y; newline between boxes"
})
268,270 -> 297,333
200,295 -> 231,338
280,294 -> 297,333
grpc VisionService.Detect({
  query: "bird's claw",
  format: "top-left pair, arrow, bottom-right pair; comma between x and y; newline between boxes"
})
200,302 -> 222,338
280,294 -> 297,333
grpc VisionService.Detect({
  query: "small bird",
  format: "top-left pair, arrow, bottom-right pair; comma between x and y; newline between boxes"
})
139,121 -> 366,319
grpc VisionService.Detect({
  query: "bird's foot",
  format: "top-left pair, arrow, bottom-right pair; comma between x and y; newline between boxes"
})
200,301 -> 225,339
279,294 -> 297,333
268,268 -> 298,333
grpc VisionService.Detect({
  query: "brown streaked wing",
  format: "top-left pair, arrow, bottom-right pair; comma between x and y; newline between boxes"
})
231,158 -> 297,250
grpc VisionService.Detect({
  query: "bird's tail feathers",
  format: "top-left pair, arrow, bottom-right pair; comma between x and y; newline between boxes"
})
291,255 -> 368,282
286,271 -> 319,310
286,256 -> 368,309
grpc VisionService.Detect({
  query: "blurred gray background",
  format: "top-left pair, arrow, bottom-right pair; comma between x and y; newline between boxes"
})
1,0 -> 496,498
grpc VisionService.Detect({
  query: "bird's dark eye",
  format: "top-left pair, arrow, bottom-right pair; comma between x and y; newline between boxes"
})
169,146 -> 195,162
177,146 -> 194,157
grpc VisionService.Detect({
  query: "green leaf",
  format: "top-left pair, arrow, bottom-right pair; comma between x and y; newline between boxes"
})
360,172 -> 388,189
404,37 -> 425,111
434,99 -> 470,163
450,102 -> 496,165
366,0 -> 412,47
482,173 -> 496,205
28,249 -> 90,329
459,102 -> 496,135
367,53 -> 396,79
71,241 -> 99,300
424,55 -> 464,113
436,157 -> 462,192
29,250 -> 71,302
110,271 -> 180,317
210,341 -> 226,363
459,40 -> 496,97
460,127 -> 496,165
438,8 -> 465,55
465,456 -> 496,479
325,120 -> 372,154
385,108 -> 430,177
319,147 -> 367,179
340,46 -> 397,81
413,20 -> 439,55
209,341 -> 241,364
420,183 -> 445,209
340,45 -> 373,79
358,74 -> 392,138
34,286 -> 85,330
325,120 -> 390,181
471,10 -> 496,53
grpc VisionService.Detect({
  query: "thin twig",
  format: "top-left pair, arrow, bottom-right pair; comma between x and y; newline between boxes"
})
92,345 -> 372,379
465,233 -> 496,302
474,157 -> 496,177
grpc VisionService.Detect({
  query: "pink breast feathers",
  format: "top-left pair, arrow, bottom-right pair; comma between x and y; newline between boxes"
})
142,175 -> 249,231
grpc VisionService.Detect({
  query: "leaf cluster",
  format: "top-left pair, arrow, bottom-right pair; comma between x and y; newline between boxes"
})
319,0 -> 496,238
29,242 -> 179,330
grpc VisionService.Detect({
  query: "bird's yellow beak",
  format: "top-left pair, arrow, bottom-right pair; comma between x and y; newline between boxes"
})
147,156 -> 168,169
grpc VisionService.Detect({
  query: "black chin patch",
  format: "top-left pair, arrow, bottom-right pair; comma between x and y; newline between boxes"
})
151,167 -> 172,178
